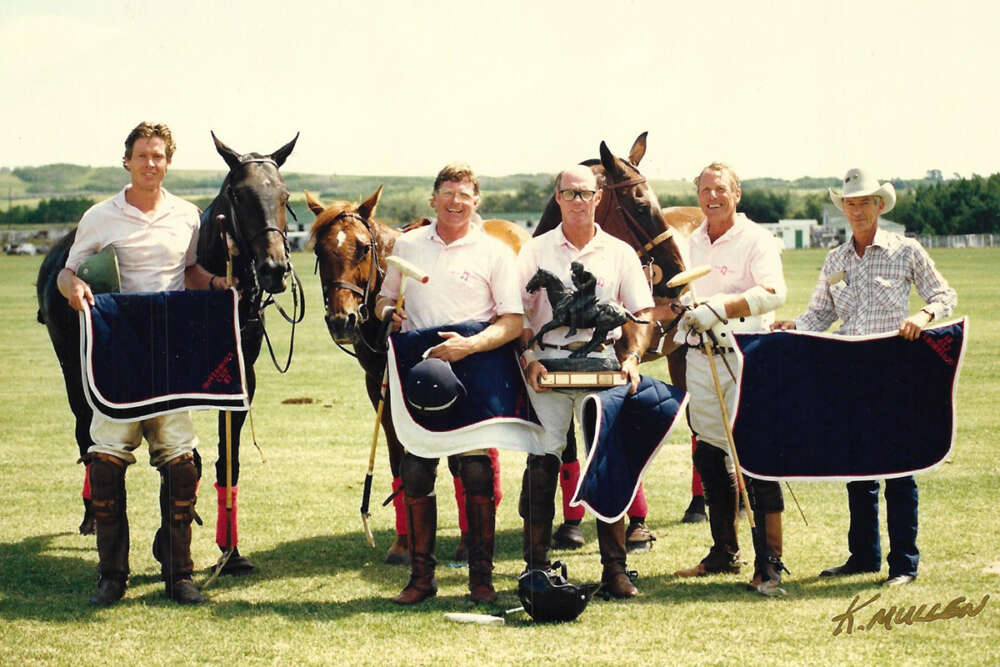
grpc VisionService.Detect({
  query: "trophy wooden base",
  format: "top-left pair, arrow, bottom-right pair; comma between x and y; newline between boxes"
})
538,371 -> 626,388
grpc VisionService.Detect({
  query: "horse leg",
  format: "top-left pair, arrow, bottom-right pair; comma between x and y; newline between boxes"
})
211,362 -> 255,575
569,328 -> 608,358
366,367 -> 410,566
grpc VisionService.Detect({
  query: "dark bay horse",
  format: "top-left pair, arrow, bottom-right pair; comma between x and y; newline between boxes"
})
36,132 -> 300,575
308,189 -> 528,565
196,132 -> 302,573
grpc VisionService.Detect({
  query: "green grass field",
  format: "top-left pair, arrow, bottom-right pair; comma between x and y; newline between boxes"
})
1,248 -> 997,665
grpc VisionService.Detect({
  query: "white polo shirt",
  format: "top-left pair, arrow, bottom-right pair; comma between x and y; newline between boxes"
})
683,212 -> 786,332
66,185 -> 201,293
517,223 -> 654,347
379,217 -> 523,331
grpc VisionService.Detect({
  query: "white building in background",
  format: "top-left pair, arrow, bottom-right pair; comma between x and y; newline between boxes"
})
759,219 -> 816,250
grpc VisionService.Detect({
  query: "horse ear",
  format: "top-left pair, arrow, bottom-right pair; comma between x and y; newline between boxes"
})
304,190 -> 325,215
358,186 -> 383,220
628,132 -> 648,166
599,141 -> 622,179
212,131 -> 242,172
270,132 -> 299,168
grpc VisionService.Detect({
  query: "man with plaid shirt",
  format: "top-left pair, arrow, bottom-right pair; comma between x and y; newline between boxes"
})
773,168 -> 957,586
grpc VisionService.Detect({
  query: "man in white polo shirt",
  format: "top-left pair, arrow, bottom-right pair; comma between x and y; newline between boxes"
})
517,164 -> 653,598
59,122 -> 223,606
378,163 -> 523,605
672,162 -> 789,596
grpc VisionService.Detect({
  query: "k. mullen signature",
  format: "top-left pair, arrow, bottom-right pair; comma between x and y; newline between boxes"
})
831,592 -> 989,636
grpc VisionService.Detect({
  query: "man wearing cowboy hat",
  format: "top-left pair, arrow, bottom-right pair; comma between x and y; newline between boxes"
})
773,167 -> 957,586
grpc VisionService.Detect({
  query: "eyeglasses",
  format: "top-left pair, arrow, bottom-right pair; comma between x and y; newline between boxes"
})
558,189 -> 597,202
436,188 -> 476,203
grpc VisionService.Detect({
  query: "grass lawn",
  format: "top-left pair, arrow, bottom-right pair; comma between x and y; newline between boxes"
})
0,247 -> 997,665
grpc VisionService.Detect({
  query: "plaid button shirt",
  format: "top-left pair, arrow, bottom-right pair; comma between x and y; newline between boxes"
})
794,229 -> 956,335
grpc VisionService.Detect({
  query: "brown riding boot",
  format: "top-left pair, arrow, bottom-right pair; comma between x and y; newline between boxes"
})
161,454 -> 203,604
466,495 -> 497,603
394,495 -> 437,605
89,453 -> 129,606
749,512 -> 787,596
597,518 -> 637,598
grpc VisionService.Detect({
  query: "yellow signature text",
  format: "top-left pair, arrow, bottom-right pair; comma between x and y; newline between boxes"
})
831,593 -> 989,636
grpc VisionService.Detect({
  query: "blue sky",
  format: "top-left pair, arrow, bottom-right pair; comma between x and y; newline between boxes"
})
2,0 -> 997,180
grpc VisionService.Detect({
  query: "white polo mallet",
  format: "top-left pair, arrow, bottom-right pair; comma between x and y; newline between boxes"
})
361,256 -> 429,547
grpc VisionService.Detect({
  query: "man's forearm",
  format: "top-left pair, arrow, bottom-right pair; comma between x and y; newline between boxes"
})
621,308 -> 653,359
466,313 -> 523,354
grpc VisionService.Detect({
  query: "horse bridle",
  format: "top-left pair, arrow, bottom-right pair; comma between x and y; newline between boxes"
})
313,210 -> 386,358
218,155 -> 306,373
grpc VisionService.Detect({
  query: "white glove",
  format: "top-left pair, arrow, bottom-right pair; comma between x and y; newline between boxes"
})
683,296 -> 727,333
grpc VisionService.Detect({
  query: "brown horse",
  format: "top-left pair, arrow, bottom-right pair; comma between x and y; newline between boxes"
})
308,189 -> 528,564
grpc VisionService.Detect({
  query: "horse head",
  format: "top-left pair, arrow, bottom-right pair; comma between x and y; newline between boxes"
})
307,187 -> 397,345
594,134 -> 687,299
212,131 -> 298,295
525,267 -> 563,296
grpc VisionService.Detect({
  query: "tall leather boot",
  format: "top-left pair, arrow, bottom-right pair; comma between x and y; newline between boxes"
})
597,518 -> 638,598
519,454 -> 559,571
467,495 -> 497,602
394,495 -> 437,604
161,454 -> 203,604
89,453 -> 129,606
676,447 -> 740,577
750,512 -> 788,596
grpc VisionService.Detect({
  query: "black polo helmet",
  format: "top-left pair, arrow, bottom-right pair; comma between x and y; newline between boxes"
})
405,357 -> 466,417
516,562 -> 600,622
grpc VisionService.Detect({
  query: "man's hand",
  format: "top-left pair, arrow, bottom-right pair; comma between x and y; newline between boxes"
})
683,296 -> 727,333
771,320 -> 796,331
524,360 -> 549,392
58,269 -> 94,312
426,331 -> 476,362
899,311 -> 932,341
620,355 -> 641,394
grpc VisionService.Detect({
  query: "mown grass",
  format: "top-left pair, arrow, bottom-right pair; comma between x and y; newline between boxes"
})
0,247 -> 997,665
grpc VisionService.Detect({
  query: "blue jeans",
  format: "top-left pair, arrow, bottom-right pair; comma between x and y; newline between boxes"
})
846,476 -> 919,577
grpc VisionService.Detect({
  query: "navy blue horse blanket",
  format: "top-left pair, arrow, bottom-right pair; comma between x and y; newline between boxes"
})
387,321 -> 542,457
732,318 -> 967,481
80,290 -> 249,421
573,377 -> 688,522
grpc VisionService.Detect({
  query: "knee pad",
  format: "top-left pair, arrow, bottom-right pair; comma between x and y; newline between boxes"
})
89,453 -> 126,502
460,455 -> 493,497
748,478 -> 783,513
519,454 -> 560,521
400,453 -> 438,498
446,454 -> 461,478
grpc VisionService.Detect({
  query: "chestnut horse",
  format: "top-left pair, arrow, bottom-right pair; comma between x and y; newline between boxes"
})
308,188 -> 528,565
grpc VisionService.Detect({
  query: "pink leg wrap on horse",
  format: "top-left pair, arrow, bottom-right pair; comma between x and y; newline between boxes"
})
691,436 -> 704,496
454,475 -> 469,532
560,461 -> 586,521
215,482 -> 239,548
627,482 -> 648,518
489,448 -> 502,506
82,464 -> 91,500
392,476 -> 406,536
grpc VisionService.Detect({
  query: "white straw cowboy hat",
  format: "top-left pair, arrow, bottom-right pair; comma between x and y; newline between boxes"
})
829,168 -> 896,215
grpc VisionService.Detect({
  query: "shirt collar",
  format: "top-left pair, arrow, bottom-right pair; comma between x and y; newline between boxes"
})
428,213 -> 484,246
693,212 -> 748,245
113,185 -> 174,218
556,222 -> 609,252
